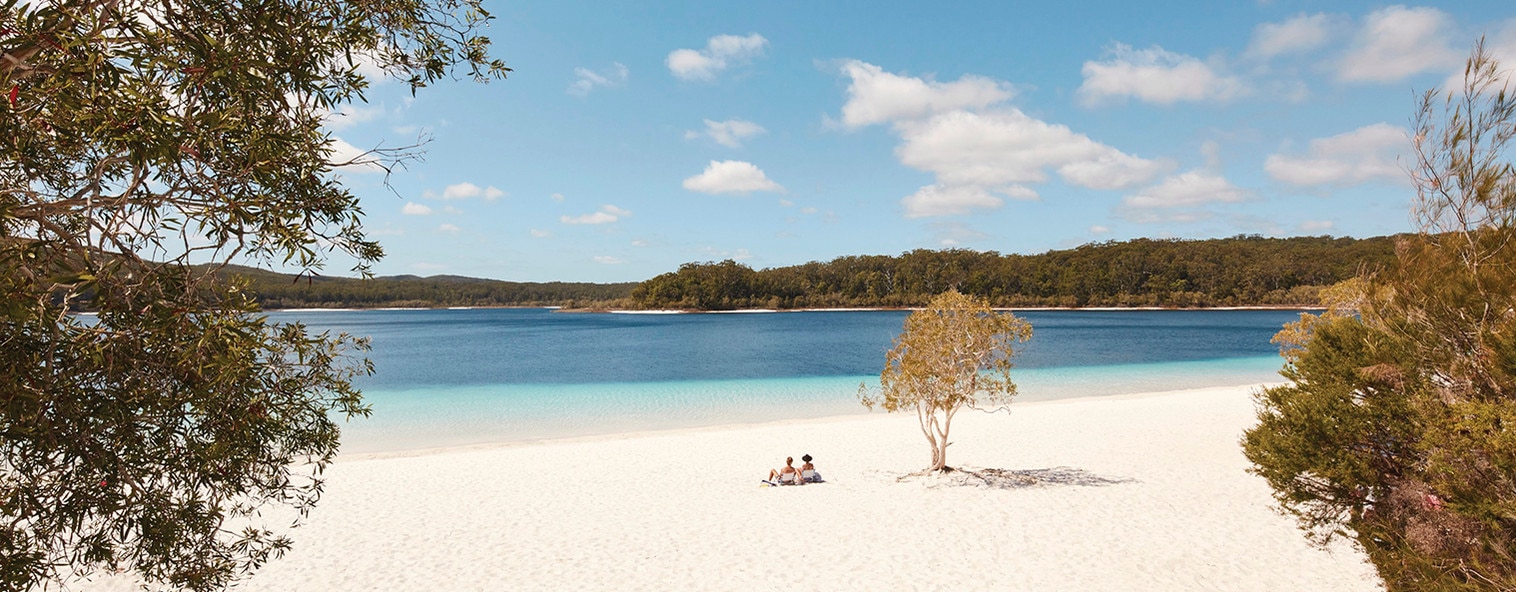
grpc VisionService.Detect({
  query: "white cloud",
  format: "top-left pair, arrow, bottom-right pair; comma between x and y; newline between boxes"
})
1246,13 -> 1338,59
561,204 -> 630,225
562,212 -> 616,225
1300,219 -> 1336,232
894,109 -> 1166,190
682,160 -> 784,194
436,182 -> 506,200
836,60 -> 1014,128
530,229 -> 551,238
567,62 -> 629,97
593,256 -> 627,265
438,223 -> 460,233
347,50 -> 388,82
1054,151 -> 1167,191
1124,171 -> 1248,208
1078,44 -> 1247,106
631,239 -> 648,247
551,193 -> 565,202
1264,123 -> 1407,186
685,119 -> 767,148
903,185 -> 1003,218
667,33 -> 767,81
1122,210 -> 1213,225
1339,6 -> 1459,83
1493,21 -> 1516,74
401,202 -> 432,215
1447,20 -> 1516,89
1090,225 -> 1111,234
835,61 -> 1166,218
328,137 -> 385,174
1005,186 -> 1040,200
325,103 -> 385,131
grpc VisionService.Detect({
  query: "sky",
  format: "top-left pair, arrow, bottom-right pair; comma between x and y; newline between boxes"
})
321,0 -> 1516,283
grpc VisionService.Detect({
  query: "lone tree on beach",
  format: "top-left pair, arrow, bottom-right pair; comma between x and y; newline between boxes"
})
861,291 -> 1032,472
0,0 -> 506,589
1244,40 -> 1516,590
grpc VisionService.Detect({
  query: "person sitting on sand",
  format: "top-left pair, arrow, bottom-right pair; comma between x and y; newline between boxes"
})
799,454 -> 822,482
768,456 -> 801,484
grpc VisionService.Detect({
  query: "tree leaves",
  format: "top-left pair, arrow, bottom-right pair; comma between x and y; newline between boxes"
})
862,291 -> 1031,471
1245,40 -> 1516,590
0,0 -> 503,588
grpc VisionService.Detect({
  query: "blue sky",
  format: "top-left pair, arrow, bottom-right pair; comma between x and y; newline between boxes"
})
323,1 -> 1516,283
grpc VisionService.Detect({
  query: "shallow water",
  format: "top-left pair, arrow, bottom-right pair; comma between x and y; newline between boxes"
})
266,308 -> 1303,452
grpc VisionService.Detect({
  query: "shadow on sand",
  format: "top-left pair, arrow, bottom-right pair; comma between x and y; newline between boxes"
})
897,466 -> 1137,490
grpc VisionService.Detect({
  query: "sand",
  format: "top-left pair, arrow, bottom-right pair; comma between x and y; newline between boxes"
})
76,384 -> 1382,591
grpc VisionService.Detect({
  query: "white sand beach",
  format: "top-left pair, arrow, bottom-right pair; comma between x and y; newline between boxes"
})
80,384 -> 1382,591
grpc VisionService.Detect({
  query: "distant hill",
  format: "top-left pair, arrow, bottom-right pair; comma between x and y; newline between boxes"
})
630,234 -> 1402,310
214,265 -> 638,309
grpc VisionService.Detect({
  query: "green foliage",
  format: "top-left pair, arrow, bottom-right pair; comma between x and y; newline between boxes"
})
1245,313 -> 1422,542
0,0 -> 504,588
631,259 -> 760,310
861,291 -> 1031,472
631,235 -> 1398,311
213,265 -> 637,310
1244,40 -> 1516,590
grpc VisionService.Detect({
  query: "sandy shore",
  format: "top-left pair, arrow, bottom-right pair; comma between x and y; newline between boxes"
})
79,384 -> 1381,591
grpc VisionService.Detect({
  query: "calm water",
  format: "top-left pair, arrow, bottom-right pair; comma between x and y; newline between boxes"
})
267,308 -> 1305,452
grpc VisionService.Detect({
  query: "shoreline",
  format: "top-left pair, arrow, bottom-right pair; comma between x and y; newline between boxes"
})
338,381 -> 1288,462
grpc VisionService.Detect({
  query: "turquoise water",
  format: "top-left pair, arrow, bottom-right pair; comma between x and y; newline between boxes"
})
268,309 -> 1302,452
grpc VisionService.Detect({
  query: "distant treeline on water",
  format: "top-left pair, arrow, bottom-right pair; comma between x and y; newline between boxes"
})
220,266 -> 638,310
231,234 -> 1400,310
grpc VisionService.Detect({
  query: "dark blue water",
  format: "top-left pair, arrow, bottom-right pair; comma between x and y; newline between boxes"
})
265,308 -> 1305,452
269,308 -> 1304,388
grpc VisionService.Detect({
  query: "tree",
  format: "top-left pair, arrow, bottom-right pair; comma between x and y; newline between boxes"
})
0,0 -> 506,589
1243,40 -> 1516,590
860,291 -> 1031,472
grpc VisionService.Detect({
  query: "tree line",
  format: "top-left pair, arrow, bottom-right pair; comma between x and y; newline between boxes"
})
219,265 -> 638,309
629,234 -> 1399,310
227,234 -> 1398,311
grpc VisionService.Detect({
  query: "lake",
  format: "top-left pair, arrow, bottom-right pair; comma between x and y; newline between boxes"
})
268,308 -> 1306,452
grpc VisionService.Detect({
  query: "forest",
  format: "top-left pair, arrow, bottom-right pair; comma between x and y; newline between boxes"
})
628,234 -> 1399,310
232,234 -> 1399,310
